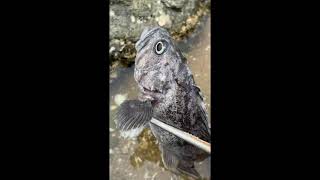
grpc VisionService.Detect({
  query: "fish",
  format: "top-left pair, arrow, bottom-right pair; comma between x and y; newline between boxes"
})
115,27 -> 211,179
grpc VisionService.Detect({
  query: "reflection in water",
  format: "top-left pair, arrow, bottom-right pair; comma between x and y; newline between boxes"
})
110,16 -> 211,180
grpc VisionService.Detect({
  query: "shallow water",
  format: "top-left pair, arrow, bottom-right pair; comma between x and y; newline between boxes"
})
109,16 -> 211,180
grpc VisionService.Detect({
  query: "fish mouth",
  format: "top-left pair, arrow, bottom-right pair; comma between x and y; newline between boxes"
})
140,86 -> 165,105
142,86 -> 162,94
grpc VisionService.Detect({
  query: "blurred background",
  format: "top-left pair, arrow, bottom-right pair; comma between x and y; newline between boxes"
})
109,0 -> 211,179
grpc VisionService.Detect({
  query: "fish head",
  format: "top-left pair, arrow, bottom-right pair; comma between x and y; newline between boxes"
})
134,27 -> 184,102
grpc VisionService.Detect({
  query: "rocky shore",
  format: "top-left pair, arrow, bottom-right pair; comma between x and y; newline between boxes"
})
109,0 -> 210,70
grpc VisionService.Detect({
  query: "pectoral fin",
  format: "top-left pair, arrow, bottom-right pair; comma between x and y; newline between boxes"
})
115,100 -> 153,138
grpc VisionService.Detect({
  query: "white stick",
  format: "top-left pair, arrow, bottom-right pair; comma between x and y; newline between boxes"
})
150,118 -> 211,154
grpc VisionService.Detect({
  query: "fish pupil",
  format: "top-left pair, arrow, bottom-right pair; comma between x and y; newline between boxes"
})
157,42 -> 162,51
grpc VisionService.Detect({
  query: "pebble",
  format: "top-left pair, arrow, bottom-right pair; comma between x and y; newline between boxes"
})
114,93 -> 127,106
144,171 -> 150,179
109,10 -> 115,17
110,105 -> 117,111
157,14 -> 172,27
109,46 -> 115,53
137,156 -> 142,162
151,172 -> 158,180
109,128 -> 115,132
130,15 -> 135,23
181,25 -> 187,33
109,149 -> 113,154
110,72 -> 117,78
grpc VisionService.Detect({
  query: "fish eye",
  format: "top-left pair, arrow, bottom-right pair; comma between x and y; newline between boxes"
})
154,40 -> 167,55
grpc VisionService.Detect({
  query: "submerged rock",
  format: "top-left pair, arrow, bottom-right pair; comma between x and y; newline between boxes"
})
109,0 -> 210,68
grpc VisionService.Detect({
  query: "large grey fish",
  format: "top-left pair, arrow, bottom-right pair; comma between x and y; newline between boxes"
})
115,27 -> 211,179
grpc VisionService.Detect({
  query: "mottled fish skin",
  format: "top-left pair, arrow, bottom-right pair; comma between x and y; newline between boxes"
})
134,27 -> 211,178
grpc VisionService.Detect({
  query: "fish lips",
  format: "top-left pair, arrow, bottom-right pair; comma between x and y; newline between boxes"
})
140,86 -> 166,105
